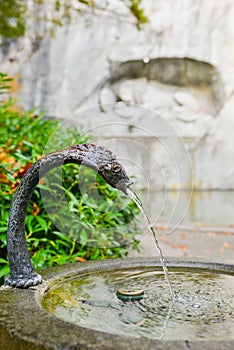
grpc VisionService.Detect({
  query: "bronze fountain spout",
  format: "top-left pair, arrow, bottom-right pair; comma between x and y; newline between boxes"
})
6,144 -> 133,288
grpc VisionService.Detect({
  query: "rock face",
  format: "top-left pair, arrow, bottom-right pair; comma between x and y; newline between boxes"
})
1,0 -> 234,193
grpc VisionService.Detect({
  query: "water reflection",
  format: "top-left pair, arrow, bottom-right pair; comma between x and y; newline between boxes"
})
42,267 -> 234,341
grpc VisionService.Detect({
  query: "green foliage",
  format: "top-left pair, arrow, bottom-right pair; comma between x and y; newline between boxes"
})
0,73 -> 140,284
0,73 -> 13,95
0,0 -> 26,39
0,1 -> 148,39
129,0 -> 148,28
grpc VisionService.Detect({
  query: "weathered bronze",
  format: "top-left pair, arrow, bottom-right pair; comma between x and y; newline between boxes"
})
116,288 -> 145,301
6,144 -> 133,288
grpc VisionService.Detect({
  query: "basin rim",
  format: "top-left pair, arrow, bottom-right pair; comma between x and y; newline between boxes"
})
0,256 -> 234,350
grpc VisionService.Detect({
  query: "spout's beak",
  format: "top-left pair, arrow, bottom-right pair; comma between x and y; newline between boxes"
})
126,179 -> 134,187
116,179 -> 134,195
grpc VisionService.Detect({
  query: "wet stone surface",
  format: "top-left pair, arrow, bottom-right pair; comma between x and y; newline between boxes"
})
0,258 -> 234,349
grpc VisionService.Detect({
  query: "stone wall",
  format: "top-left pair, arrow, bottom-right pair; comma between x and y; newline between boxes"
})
1,0 -> 234,192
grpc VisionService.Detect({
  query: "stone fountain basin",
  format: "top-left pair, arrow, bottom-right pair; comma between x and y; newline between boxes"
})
0,257 -> 234,350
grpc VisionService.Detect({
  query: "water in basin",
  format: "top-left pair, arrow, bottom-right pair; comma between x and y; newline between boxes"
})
42,266 -> 234,341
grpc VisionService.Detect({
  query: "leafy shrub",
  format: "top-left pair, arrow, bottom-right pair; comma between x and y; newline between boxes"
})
0,74 -> 140,284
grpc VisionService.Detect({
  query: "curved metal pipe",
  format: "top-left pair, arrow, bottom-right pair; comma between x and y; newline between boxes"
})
6,144 -> 132,288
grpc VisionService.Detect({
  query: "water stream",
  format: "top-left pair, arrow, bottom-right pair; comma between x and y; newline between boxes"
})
127,189 -> 175,300
42,267 -> 234,341
41,187 -> 234,341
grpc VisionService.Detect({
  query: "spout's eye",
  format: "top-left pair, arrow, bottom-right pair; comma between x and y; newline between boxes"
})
112,164 -> 122,173
99,163 -> 111,172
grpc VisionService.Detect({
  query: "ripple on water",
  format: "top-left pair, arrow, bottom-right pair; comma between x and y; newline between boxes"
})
42,268 -> 234,341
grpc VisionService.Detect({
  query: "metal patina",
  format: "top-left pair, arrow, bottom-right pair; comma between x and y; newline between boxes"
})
6,144 -> 132,288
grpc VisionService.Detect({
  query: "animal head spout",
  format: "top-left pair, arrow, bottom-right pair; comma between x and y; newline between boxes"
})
98,161 -> 133,194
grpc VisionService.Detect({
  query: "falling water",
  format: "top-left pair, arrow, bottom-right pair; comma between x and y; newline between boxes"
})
126,189 -> 175,300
